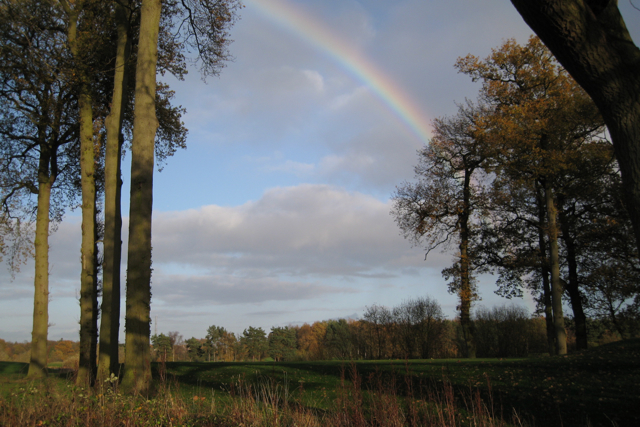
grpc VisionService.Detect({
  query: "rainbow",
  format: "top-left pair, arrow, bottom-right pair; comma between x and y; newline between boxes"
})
246,0 -> 433,143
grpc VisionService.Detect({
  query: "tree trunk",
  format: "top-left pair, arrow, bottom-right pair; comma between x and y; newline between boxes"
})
121,0 -> 161,395
28,146 -> 53,379
458,169 -> 476,358
558,200 -> 589,350
545,183 -> 567,355
77,89 -> 98,386
536,184 -> 556,355
64,2 -> 98,386
98,0 -> 130,382
510,0 -> 640,255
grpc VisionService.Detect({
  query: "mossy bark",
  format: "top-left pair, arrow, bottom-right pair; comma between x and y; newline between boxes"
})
121,0 -> 161,395
98,0 -> 130,382
64,3 -> 98,386
28,144 -> 53,379
76,89 -> 98,386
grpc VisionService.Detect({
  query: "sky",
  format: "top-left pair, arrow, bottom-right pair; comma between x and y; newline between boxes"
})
2,0 -> 640,343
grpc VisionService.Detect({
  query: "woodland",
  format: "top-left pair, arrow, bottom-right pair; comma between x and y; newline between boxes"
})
0,1 -> 639,425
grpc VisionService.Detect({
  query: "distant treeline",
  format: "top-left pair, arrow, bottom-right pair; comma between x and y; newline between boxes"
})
0,339 -> 81,367
1,298 -> 632,365
150,297 -> 631,363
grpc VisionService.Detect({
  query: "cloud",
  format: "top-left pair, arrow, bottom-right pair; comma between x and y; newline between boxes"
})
152,274 -> 355,306
151,184 -> 446,278
317,125 -> 424,193
329,86 -> 370,111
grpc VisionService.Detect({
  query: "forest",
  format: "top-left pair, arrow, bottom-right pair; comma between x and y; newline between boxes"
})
1,2 -> 640,425
1,299 -> 625,366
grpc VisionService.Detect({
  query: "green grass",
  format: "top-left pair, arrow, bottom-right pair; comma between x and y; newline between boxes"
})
157,340 -> 640,426
1,339 -> 638,426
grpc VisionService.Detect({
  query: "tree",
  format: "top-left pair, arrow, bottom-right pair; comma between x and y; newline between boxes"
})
473,305 -> 546,357
392,103 -> 488,358
457,37 -> 606,354
121,0 -> 240,393
410,296 -> 446,359
268,327 -> 297,361
0,0 -> 81,378
150,333 -> 172,361
60,0 -> 113,386
362,305 -> 392,360
295,321 -> 327,360
241,326 -> 268,361
185,337 -> 205,361
205,325 -> 227,361
324,319 -> 354,360
509,1 -> 640,257
97,0 -> 132,382
98,1 -> 191,381
121,0 -> 162,394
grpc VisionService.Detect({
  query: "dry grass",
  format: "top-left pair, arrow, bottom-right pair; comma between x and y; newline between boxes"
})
0,364 -> 526,427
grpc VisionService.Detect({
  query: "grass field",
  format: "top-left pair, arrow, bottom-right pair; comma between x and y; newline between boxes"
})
1,339 -> 638,426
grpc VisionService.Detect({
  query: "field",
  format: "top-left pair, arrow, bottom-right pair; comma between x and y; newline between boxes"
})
1,339 -> 639,427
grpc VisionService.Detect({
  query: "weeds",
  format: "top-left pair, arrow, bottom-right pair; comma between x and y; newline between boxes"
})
0,365 -> 525,427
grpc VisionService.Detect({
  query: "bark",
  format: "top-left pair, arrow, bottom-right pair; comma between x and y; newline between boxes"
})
510,0 -> 640,255
545,183 -> 568,355
76,89 -> 98,386
558,202 -> 589,350
98,0 -> 131,382
458,168 -> 476,358
27,140 -> 54,379
536,184 -> 557,355
64,2 -> 98,386
121,0 -> 161,395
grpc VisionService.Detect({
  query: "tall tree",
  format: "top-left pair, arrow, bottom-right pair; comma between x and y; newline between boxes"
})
392,103 -> 488,358
0,0 -> 80,378
457,37 -> 605,354
362,305 -> 392,360
98,0 -> 132,382
509,1 -> 640,256
120,0 -> 239,392
61,0 -> 107,386
268,327 -> 297,361
241,326 -> 268,361
205,325 -> 227,361
120,0 -> 162,394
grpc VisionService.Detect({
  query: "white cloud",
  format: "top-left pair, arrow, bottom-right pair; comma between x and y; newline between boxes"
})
329,86 -> 369,111
302,69 -> 325,93
151,184 -> 440,277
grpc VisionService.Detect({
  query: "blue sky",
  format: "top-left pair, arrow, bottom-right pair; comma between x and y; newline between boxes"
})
2,0 -> 639,342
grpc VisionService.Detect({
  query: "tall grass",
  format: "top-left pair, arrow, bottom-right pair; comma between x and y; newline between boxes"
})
0,365 -> 526,427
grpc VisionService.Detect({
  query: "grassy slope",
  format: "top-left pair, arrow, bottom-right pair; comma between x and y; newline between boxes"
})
159,340 -> 640,427
1,339 -> 638,427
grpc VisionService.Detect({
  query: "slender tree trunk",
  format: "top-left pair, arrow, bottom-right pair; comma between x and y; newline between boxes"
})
458,169 -> 476,358
536,183 -> 556,355
28,147 -> 53,379
64,2 -> 98,386
77,89 -> 98,386
98,0 -> 131,382
121,0 -> 161,395
544,183 -> 567,355
558,201 -> 588,350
